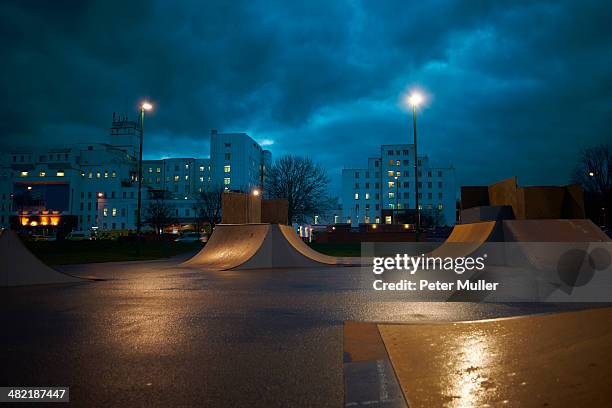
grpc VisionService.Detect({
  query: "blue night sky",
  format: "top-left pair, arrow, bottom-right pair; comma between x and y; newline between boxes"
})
1,1 -> 611,196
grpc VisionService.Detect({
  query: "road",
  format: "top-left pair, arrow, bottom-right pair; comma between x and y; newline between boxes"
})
0,254 -> 603,407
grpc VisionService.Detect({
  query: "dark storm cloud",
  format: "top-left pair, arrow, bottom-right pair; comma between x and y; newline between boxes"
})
1,0 -> 611,195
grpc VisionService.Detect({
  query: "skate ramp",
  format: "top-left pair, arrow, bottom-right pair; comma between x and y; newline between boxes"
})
0,230 -> 83,287
429,221 -> 498,258
184,224 -> 362,270
502,219 -> 611,274
183,224 -> 270,270
502,219 -> 610,242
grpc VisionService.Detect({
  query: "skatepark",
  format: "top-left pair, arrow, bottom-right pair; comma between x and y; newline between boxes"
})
1,179 -> 612,406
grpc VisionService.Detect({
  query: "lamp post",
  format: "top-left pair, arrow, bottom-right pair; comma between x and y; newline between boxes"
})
408,92 -> 423,241
136,102 -> 153,236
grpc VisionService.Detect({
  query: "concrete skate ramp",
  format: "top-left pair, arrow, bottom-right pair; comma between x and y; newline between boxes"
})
429,221 -> 497,258
0,230 -> 83,287
184,224 -> 361,270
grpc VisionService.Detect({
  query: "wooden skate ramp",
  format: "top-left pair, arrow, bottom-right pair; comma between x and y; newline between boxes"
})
182,224 -> 271,270
183,224 -> 362,270
0,230 -> 83,287
429,221 -> 497,258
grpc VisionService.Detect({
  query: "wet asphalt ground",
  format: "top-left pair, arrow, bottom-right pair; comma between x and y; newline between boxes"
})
0,254 -> 603,407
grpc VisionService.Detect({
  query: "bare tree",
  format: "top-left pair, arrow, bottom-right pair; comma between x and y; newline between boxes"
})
144,198 -> 177,234
266,155 -> 331,223
194,184 -> 224,229
572,144 -> 612,227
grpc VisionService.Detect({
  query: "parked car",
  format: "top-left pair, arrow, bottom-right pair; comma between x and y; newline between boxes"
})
65,231 -> 94,241
175,232 -> 207,243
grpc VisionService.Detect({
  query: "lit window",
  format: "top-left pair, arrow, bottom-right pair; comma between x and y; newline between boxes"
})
112,171 -> 116,178
39,171 -> 46,177
148,168 -> 153,173
389,192 -> 395,199
20,171 -> 28,177
174,175 -> 179,182
224,177 -> 231,185
103,208 -> 108,217
387,171 -> 394,177
199,166 -> 204,172
96,172 -> 101,178
388,181 -> 395,188
104,171 -> 109,178
354,193 -> 359,200
185,164 -> 189,169
88,172 -> 93,179
57,171 -> 65,177
199,176 -> 204,182
365,216 -> 370,223
375,217 -> 380,224
396,160 -> 400,166
112,208 -> 117,217
385,216 -> 392,224
365,193 -> 370,200
438,203 -> 443,210
185,175 -> 189,181
224,165 -> 231,173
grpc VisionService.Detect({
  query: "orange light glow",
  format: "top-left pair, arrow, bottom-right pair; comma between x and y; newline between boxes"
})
30,221 -> 38,227
50,216 -> 60,226
20,217 -> 29,226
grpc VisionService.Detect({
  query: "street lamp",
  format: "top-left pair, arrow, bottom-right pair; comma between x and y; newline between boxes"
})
136,101 -> 153,236
252,189 -> 261,196
407,91 -> 423,241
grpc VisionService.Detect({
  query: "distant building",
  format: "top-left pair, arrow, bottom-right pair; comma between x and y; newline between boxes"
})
341,144 -> 456,227
0,116 -> 273,235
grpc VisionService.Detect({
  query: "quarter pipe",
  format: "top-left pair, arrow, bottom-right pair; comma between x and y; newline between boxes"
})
0,230 -> 84,287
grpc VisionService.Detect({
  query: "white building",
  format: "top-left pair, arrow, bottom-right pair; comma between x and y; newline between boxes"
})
341,144 -> 456,227
0,116 -> 273,234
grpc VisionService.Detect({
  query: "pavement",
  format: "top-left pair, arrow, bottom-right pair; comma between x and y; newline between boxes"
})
1,254 -> 608,407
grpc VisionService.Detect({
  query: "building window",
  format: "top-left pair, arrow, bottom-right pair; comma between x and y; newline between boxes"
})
185,175 -> 189,181
354,193 -> 359,200
224,143 -> 231,148
39,171 -> 46,177
224,153 -> 231,160
355,183 -> 359,189
388,181 -> 395,188
388,160 -> 394,166
403,182 -> 409,188
365,193 -> 370,200
374,161 -> 379,167
20,171 -> 28,177
355,172 -> 360,178
185,164 -> 189,169
385,216 -> 392,224
403,160 -> 409,165
57,171 -> 65,177
403,149 -> 409,155
396,160 -> 401,166
199,166 -> 204,172
438,182 -> 443,188
148,168 -> 153,173
103,208 -> 108,217
388,192 -> 395,199
96,172 -> 101,178
112,208 -> 117,217
438,203 -> 443,210
438,192 -> 443,199
224,177 -> 231,185
199,176 -> 204,182
224,165 -> 231,173
438,171 -> 442,177
365,172 -> 369,178
387,171 -> 394,177
387,150 -> 393,156
88,172 -> 93,179
174,175 -> 180,182
365,182 -> 370,188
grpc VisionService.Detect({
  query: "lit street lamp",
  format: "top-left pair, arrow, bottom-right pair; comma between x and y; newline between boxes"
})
407,91 -> 423,241
136,101 -> 153,236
